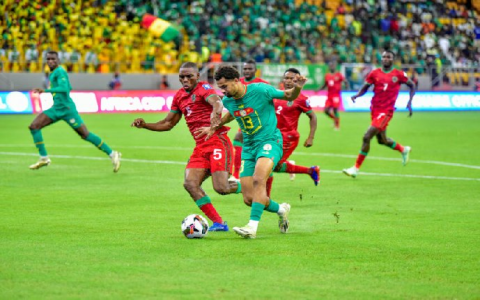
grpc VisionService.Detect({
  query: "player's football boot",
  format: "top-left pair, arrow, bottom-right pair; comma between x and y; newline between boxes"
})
278,203 -> 291,234
29,157 -> 51,170
402,146 -> 411,166
233,225 -> 256,239
228,175 -> 238,181
111,151 -> 121,173
209,222 -> 229,232
288,160 -> 296,181
309,166 -> 321,186
342,166 -> 358,178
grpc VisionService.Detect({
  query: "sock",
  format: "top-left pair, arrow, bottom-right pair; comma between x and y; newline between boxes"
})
250,202 -> 265,222
277,162 -> 288,172
30,129 -> 48,157
233,142 -> 243,178
355,151 -> 368,169
85,132 -> 113,156
265,199 -> 280,213
266,176 -> 273,198
195,195 -> 223,223
390,141 -> 405,153
247,220 -> 259,231
235,181 -> 242,194
285,162 -> 310,174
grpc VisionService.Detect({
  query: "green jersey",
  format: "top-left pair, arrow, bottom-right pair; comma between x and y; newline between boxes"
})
45,66 -> 76,110
222,83 -> 285,146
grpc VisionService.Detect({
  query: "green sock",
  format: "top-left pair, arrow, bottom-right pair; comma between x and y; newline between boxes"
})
235,181 -> 242,194
85,133 -> 113,156
233,140 -> 243,147
195,195 -> 211,208
250,202 -> 265,221
390,141 -> 397,149
30,129 -> 47,156
265,199 -> 280,213
276,163 -> 287,173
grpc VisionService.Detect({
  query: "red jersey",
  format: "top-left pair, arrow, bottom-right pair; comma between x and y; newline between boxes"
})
365,68 -> 409,112
274,93 -> 312,136
325,72 -> 344,96
240,77 -> 269,85
171,81 -> 229,145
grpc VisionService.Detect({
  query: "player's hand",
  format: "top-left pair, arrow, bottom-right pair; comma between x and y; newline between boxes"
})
33,88 -> 44,94
304,137 -> 314,148
194,127 -> 215,140
407,101 -> 413,117
294,75 -> 308,88
210,112 -> 221,129
351,95 -> 357,103
131,118 -> 146,128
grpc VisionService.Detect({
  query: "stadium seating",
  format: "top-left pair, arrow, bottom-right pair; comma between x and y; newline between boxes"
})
1,0 -> 479,74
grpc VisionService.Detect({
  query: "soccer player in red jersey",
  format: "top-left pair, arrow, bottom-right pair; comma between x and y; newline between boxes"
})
318,61 -> 349,130
131,62 -> 241,231
266,68 -> 320,196
343,51 -> 416,178
231,59 -> 270,180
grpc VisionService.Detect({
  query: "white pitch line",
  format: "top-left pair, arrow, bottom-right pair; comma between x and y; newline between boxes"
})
0,144 -> 479,170
0,151 -> 479,182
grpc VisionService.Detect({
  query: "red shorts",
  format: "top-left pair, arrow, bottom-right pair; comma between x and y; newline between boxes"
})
277,133 -> 300,166
371,111 -> 393,131
187,133 -> 233,174
325,95 -> 341,109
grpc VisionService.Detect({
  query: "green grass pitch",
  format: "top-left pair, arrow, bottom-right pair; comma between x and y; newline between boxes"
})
0,112 -> 479,299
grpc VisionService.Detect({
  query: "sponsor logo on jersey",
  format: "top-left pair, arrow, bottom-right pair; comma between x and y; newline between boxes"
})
202,84 -> 212,90
233,107 -> 254,117
306,99 -> 311,107
287,101 -> 294,107
69,118 -> 75,124
392,76 -> 398,83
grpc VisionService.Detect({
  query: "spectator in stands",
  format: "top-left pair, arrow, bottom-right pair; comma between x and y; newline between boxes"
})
474,78 -> 480,92
160,75 -> 170,90
42,72 -> 50,90
109,72 -> 122,90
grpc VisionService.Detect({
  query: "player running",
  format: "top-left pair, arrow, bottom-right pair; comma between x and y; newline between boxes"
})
131,62 -> 241,232
197,65 -> 307,239
267,68 -> 319,197
29,51 -> 121,172
318,61 -> 349,130
343,51 -> 415,178
231,59 -> 270,180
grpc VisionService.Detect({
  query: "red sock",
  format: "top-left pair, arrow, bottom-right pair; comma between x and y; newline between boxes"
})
286,162 -> 310,174
355,152 -> 368,169
233,145 -> 242,178
266,176 -> 274,198
200,203 -> 223,224
393,143 -> 404,153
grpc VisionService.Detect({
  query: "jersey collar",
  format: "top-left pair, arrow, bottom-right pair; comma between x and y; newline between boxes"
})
381,67 -> 394,73
234,84 -> 247,100
244,76 -> 256,82
185,83 -> 198,94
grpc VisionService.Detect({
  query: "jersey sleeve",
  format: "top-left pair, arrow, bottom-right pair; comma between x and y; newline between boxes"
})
298,96 -> 312,114
45,70 -> 70,93
399,70 -> 409,83
199,83 -> 217,102
170,93 -> 181,114
263,83 -> 285,101
365,71 -> 375,85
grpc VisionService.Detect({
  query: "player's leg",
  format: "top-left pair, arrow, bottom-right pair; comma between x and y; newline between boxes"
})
209,134 -> 241,196
71,117 -> 121,172
377,131 -> 411,166
28,112 -> 54,169
184,168 -> 227,227
343,126 -> 378,178
324,106 -> 334,119
333,107 -> 340,130
232,129 -> 243,179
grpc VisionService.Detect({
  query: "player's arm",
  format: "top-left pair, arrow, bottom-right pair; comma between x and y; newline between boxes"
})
131,111 -> 181,131
351,83 -> 372,103
44,74 -> 70,93
404,79 -> 416,117
206,94 -> 223,128
343,77 -> 351,90
304,111 -> 317,148
281,75 -> 308,101
194,112 -> 234,140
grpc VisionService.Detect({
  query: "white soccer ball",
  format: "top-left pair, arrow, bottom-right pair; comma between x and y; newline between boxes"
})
181,214 -> 209,239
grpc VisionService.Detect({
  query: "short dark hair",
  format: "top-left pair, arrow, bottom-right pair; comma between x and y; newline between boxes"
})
383,50 -> 396,58
47,51 -> 59,57
214,65 -> 240,81
284,68 -> 300,75
180,62 -> 198,71
245,59 -> 256,66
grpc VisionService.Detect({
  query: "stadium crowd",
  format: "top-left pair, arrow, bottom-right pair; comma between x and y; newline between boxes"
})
1,0 -> 479,74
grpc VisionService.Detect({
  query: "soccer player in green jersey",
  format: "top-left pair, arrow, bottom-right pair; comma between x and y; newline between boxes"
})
29,51 -> 121,172
197,65 -> 307,239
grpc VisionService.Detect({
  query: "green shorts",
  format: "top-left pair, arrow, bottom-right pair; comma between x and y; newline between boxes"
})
240,138 -> 283,178
43,106 -> 84,129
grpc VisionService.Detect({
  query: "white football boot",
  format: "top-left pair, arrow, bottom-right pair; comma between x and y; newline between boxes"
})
288,160 -> 296,181
29,157 -> 51,170
233,225 -> 256,239
278,203 -> 291,233
111,151 -> 121,173
402,146 -> 411,166
342,166 -> 359,178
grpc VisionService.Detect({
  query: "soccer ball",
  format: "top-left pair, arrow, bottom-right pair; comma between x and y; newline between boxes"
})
181,214 -> 209,239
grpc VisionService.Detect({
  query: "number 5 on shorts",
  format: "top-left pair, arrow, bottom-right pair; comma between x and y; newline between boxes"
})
213,149 -> 222,160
